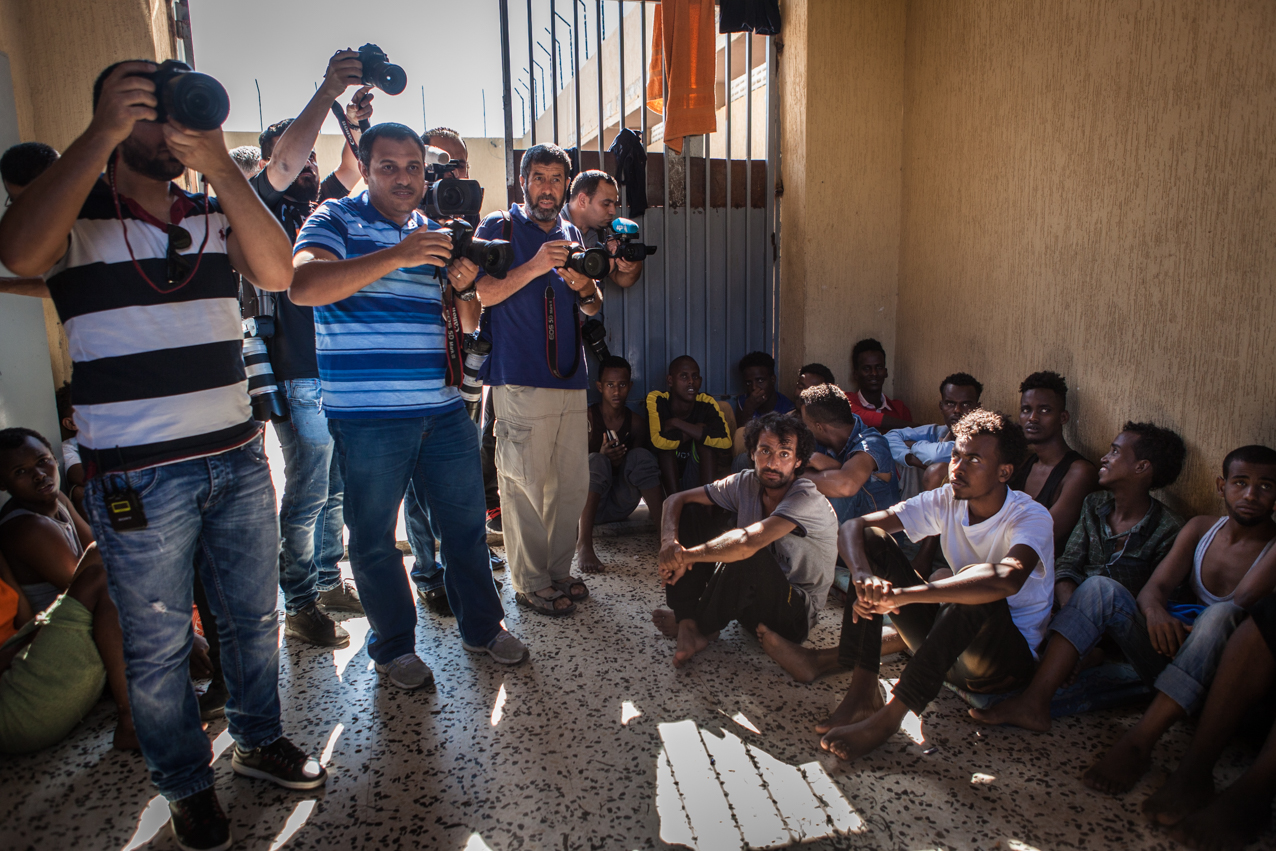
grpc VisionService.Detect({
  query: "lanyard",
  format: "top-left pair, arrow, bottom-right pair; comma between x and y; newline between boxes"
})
544,284 -> 582,380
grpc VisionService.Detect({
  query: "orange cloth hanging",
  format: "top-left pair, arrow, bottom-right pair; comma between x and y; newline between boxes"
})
0,579 -> 19,645
646,0 -> 718,154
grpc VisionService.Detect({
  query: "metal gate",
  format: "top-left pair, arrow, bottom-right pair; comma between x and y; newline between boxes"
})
496,0 -> 780,399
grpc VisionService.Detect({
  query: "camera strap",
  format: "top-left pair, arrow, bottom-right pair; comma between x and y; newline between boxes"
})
544,286 -> 582,381
440,270 -> 466,390
330,103 -> 360,158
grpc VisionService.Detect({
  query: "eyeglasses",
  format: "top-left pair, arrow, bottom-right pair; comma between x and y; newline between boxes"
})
167,224 -> 193,284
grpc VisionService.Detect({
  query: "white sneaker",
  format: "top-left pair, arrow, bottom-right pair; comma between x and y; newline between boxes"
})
374,653 -> 435,689
463,629 -> 529,665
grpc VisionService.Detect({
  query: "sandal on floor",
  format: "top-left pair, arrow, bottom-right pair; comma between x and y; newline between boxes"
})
515,588 -> 576,616
551,576 -> 589,601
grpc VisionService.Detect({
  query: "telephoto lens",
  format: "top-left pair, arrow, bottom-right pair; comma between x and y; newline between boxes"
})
443,219 -> 512,279
564,245 -> 611,280
148,61 -> 230,130
581,318 -> 611,361
460,335 -> 493,422
242,335 -> 289,422
358,43 -> 407,95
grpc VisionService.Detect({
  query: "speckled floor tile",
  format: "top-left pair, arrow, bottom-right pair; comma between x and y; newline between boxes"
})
2,523 -> 1273,850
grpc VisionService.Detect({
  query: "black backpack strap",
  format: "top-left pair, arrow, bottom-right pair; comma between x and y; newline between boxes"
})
1039,449 -> 1087,509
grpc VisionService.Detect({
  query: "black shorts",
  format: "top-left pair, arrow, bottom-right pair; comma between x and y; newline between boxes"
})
1249,594 -> 1276,657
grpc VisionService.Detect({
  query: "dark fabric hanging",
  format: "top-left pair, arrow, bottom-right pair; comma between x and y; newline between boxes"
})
563,146 -> 582,182
719,0 -> 781,36
607,128 -> 648,219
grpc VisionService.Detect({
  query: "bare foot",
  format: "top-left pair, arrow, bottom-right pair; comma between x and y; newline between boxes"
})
757,623 -> 826,683
1083,737 -> 1152,795
815,683 -> 885,734
1170,788 -> 1273,851
652,608 -> 678,638
881,626 -> 907,657
673,618 -> 715,668
1142,767 -> 1214,826
820,707 -> 903,762
113,716 -> 140,751
969,692 -> 1052,732
577,545 -> 605,574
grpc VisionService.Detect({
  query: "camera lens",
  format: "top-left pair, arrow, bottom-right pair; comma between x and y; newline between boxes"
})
477,241 -> 513,280
439,183 -> 466,211
166,72 -> 230,131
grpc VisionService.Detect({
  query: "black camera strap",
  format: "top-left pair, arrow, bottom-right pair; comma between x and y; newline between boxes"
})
440,269 -> 466,390
544,287 -> 582,381
330,103 -> 360,158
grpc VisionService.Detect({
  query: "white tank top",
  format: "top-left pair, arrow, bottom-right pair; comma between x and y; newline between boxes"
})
1192,517 -> 1276,605
0,501 -> 84,613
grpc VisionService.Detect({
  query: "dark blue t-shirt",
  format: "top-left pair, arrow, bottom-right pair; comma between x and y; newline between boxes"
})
476,204 -> 589,390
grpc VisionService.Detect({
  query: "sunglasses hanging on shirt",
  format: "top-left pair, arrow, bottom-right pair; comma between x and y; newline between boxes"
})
108,152 -> 211,294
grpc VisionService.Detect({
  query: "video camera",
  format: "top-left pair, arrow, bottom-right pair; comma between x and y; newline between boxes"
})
140,60 -> 230,130
421,147 -> 485,220
437,218 -> 512,279
601,217 -> 658,263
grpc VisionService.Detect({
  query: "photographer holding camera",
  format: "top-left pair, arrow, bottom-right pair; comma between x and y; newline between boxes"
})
563,169 -> 643,288
247,50 -> 373,649
291,123 -> 529,687
0,60 -> 325,848
473,144 -> 602,616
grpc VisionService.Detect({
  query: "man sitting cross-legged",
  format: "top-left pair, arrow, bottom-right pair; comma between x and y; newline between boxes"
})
1011,371 -> 1100,557
1141,593 -> 1276,850
975,444 -> 1276,796
885,372 -> 983,492
647,355 -> 733,497
0,427 -> 135,752
764,410 -> 1054,761
576,356 -> 664,574
799,383 -> 898,525
652,413 -> 837,668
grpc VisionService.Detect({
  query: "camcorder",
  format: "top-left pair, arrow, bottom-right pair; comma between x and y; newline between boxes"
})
437,218 -> 512,279
564,245 -> 612,280
601,217 -> 657,263
140,60 -> 230,130
358,43 -> 407,96
422,147 -> 485,221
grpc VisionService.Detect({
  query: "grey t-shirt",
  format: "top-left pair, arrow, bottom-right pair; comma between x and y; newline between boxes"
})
704,471 -> 839,626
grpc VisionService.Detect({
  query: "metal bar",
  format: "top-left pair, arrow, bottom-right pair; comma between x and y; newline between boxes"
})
661,45 -> 669,371
764,35 -> 778,357
745,34 -> 753,355
550,0 -> 559,145
617,0 -> 626,210
725,30 -> 732,375
527,0 -> 536,146
683,137 -> 690,358
704,128 -> 710,385
595,0 -> 605,159
570,5 -> 581,149
500,0 -> 516,199
640,0 -> 648,143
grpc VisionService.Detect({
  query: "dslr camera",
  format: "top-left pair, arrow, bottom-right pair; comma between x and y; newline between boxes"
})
358,44 -> 407,95
421,147 -> 485,221
601,217 -> 658,263
140,60 -> 230,130
241,315 -> 289,422
437,219 -> 512,279
564,244 -> 612,280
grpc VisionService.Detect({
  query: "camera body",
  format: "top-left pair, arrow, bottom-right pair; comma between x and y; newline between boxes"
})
358,44 -> 407,95
564,245 -> 612,280
422,152 -> 485,221
438,219 -> 512,280
601,217 -> 657,263
582,317 -> 611,360
144,60 -> 230,130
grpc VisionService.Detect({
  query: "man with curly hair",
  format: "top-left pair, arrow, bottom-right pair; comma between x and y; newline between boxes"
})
652,413 -> 838,669
761,410 -> 1054,761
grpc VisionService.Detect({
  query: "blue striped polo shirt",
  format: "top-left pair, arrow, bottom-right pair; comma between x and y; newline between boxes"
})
292,191 -> 461,419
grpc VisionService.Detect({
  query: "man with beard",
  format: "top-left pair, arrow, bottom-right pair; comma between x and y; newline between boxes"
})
0,60 -> 321,849
765,410 -> 1053,762
652,412 -> 837,668
292,123 -> 528,687
249,50 -> 371,649
472,144 -> 601,616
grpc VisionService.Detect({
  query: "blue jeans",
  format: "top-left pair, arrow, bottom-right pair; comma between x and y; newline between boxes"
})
1049,575 -> 1246,715
84,441 -> 282,800
406,482 -> 444,592
274,379 -> 340,614
329,405 -> 504,659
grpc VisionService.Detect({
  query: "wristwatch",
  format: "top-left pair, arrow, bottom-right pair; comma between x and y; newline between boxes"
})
454,283 -> 479,301
578,287 -> 598,305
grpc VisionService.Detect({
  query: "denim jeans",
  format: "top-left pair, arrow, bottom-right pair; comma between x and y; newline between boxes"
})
315,447 -> 346,585
274,379 -> 339,614
1048,575 -> 1246,715
84,440 -> 282,800
406,482 -> 444,592
329,405 -> 504,659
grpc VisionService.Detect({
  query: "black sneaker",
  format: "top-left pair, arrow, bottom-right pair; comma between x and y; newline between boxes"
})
284,603 -> 350,648
485,507 -> 503,538
169,787 -> 232,851
231,736 -> 327,790
198,678 -> 229,722
488,546 -> 507,571
416,585 -> 453,617
316,579 -> 364,615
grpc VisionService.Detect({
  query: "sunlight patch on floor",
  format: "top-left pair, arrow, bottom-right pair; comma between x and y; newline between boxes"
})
881,677 -> 926,745
490,683 -> 508,726
332,618 -> 370,681
121,794 -> 169,851
267,800 -> 316,851
621,700 -> 642,725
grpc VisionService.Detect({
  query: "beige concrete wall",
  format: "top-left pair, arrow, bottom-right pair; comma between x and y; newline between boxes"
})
778,0 -> 906,391
779,0 -> 1276,514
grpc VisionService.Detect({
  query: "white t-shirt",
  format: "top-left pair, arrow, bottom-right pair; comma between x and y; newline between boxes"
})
62,436 -> 81,470
892,485 -> 1055,656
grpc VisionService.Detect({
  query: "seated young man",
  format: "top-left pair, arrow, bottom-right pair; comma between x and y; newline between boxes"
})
886,372 -> 983,492
0,427 -> 135,752
55,382 -> 86,516
974,445 -> 1276,796
652,412 -> 837,668
764,410 -> 1053,762
799,383 -> 899,524
733,351 -> 795,423
847,338 -> 914,432
576,356 -> 664,574
646,355 -> 732,496
794,363 -> 836,414
1141,592 -> 1276,850
1011,371 -> 1100,556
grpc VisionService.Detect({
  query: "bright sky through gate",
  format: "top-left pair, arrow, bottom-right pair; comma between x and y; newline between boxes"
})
189,0 -> 627,139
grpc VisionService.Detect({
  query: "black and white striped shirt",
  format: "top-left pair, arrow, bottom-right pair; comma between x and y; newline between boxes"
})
44,179 -> 258,475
